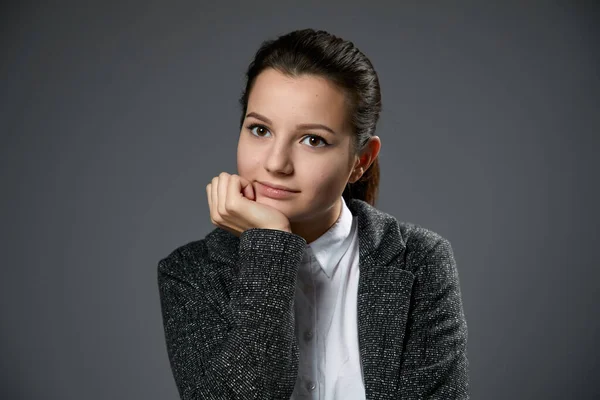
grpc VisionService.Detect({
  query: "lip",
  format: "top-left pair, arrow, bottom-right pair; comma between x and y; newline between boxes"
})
256,181 -> 299,199
257,181 -> 299,192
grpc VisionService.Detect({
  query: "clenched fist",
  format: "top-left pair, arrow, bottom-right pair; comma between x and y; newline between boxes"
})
206,172 -> 292,237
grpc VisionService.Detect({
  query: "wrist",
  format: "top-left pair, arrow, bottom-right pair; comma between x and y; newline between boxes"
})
265,225 -> 292,233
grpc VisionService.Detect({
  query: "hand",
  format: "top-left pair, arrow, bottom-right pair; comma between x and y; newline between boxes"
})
206,172 -> 292,237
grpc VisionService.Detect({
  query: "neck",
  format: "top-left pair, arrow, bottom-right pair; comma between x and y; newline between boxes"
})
290,197 -> 342,244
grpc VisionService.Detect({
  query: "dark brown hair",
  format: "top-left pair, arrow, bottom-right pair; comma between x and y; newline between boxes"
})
238,28 -> 382,206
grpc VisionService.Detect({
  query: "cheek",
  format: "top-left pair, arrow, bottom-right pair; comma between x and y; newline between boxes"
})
236,138 -> 260,174
301,168 -> 348,199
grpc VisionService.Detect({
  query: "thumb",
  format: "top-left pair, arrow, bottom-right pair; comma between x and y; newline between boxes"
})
238,175 -> 255,201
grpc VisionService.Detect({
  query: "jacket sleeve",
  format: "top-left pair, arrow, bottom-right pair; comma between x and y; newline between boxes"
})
157,228 -> 307,400
399,237 -> 470,399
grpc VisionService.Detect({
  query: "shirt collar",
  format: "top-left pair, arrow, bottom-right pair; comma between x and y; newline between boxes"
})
304,195 -> 356,279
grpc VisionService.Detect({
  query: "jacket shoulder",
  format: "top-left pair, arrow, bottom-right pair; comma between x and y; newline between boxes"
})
157,239 -> 212,285
397,221 -> 453,273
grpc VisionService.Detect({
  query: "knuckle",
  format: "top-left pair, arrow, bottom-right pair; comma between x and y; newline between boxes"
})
224,198 -> 235,213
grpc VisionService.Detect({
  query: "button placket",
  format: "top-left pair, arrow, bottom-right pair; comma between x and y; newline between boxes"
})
295,251 -> 320,398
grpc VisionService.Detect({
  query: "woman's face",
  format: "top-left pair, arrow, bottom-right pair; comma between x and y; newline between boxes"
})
237,67 -> 358,223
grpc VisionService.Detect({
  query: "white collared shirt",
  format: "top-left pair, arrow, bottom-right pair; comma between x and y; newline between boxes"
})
291,196 -> 366,399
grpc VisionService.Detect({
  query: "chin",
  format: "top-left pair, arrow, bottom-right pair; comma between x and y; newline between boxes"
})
256,195 -> 290,206
256,196 -> 298,215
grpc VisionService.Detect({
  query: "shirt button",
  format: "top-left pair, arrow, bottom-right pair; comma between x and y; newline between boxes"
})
304,330 -> 313,341
306,380 -> 316,391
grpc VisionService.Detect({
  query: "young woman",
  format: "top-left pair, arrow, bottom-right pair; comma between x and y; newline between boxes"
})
158,28 -> 470,399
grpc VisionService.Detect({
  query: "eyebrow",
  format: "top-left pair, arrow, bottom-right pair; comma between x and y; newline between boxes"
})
245,112 -> 337,135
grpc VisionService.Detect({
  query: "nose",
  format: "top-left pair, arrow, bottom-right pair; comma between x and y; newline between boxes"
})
264,141 -> 293,175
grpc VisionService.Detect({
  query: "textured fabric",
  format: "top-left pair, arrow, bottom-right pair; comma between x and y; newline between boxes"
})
291,195 -> 365,399
157,198 -> 470,399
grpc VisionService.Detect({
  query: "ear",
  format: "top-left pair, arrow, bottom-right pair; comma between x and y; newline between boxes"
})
348,136 -> 381,183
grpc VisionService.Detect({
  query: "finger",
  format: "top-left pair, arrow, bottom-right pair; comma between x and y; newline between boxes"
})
206,183 -> 215,224
217,172 -> 230,217
211,176 -> 219,221
238,175 -> 255,200
227,174 -> 242,212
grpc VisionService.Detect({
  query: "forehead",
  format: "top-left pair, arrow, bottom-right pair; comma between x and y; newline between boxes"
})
248,68 -> 348,128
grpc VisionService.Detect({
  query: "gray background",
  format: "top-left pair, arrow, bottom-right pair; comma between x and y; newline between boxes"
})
1,1 -> 598,399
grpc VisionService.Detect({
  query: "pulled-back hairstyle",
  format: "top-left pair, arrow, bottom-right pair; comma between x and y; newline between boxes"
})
238,28 -> 382,206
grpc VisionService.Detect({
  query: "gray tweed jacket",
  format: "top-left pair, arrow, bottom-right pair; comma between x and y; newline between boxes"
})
157,198 -> 470,399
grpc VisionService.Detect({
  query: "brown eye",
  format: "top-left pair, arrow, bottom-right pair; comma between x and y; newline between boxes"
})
248,124 -> 271,137
301,135 -> 328,148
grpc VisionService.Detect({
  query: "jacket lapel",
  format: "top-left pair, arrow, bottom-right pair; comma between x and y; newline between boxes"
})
348,199 -> 415,399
